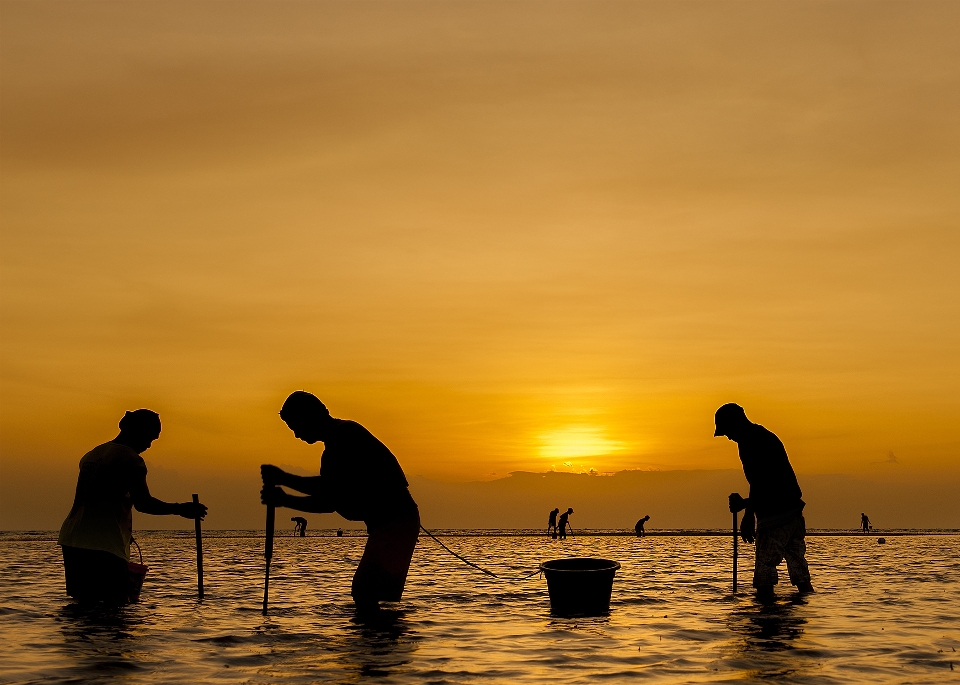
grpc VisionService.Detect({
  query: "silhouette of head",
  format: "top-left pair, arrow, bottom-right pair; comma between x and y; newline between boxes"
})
117,409 -> 161,452
714,403 -> 749,440
279,391 -> 331,444
567,508 -> 574,514
553,508 -> 560,514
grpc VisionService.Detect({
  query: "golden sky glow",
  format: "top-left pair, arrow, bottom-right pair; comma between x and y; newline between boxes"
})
1,1 -> 959,527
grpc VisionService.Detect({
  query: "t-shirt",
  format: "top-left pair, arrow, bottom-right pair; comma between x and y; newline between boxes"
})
317,419 -> 416,525
737,423 -> 804,521
58,441 -> 147,561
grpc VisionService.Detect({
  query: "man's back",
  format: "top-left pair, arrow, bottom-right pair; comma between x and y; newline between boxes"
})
58,442 -> 146,560
737,423 -> 803,520
319,419 -> 415,523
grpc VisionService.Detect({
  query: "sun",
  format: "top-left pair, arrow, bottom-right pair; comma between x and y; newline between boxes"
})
538,426 -> 624,460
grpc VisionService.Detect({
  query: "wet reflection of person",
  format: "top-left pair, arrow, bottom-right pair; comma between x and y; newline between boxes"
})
635,515 -> 650,537
547,508 -> 560,538
557,508 -> 574,539
860,513 -> 871,532
261,391 -> 420,616
292,516 -> 308,536
716,403 -> 813,602
58,410 -> 208,604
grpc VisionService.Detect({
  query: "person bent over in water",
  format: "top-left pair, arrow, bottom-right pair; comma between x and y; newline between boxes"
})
547,508 -> 560,538
292,516 -> 308,536
716,403 -> 813,602
261,391 -> 420,614
58,410 -> 208,604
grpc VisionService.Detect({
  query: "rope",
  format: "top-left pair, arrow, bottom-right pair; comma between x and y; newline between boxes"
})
418,526 -> 545,582
420,526 -> 499,577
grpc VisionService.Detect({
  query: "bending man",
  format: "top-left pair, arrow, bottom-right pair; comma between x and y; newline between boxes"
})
58,409 -> 208,604
716,403 -> 813,601
261,391 -> 420,614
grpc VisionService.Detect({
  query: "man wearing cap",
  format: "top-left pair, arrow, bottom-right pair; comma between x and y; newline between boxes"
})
58,409 -> 208,604
260,391 -> 420,614
715,403 -> 813,600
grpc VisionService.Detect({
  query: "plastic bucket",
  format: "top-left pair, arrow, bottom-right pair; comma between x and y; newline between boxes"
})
127,562 -> 148,603
540,557 -> 620,616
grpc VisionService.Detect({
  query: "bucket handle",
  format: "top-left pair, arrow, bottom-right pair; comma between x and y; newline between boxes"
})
131,537 -> 144,564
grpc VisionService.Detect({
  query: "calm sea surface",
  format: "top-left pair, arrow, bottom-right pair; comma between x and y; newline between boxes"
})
1,531 -> 958,684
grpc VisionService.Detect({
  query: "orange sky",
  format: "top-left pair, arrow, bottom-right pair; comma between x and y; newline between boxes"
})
2,1 -> 959,527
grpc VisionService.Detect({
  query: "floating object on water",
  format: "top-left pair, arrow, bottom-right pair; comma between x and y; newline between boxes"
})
540,557 -> 620,616
878,538 -> 886,544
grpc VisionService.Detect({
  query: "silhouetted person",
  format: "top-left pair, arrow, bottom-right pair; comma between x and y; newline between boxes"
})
337,528 -> 344,537
58,410 -> 207,605
557,508 -> 574,539
292,516 -> 308,536
860,513 -> 871,532
261,391 -> 419,614
547,508 -> 560,538
635,515 -> 650,537
716,403 -> 813,601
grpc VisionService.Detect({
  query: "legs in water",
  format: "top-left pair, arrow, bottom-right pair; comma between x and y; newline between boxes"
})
351,508 -> 420,614
753,514 -> 813,601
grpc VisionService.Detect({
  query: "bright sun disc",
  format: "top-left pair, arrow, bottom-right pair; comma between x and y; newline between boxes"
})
538,426 -> 624,459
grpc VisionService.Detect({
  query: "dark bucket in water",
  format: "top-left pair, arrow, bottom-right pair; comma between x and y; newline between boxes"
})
127,562 -> 148,603
540,557 -> 620,616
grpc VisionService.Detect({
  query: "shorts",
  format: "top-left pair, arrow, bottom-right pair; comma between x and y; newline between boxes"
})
353,507 -> 420,604
753,512 -> 811,588
61,545 -> 135,604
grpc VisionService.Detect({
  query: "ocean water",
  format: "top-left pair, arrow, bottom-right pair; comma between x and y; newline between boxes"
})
1,531 -> 958,684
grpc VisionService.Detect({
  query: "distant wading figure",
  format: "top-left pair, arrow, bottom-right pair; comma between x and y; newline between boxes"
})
860,513 -> 871,533
716,403 -> 814,601
547,508 -> 560,538
261,392 -> 420,614
635,515 -> 650,537
292,516 -> 308,536
58,410 -> 208,604
557,508 -> 574,539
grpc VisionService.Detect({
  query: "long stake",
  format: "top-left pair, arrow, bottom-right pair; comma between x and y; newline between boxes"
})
732,511 -> 739,596
262,503 -> 275,615
192,493 -> 204,599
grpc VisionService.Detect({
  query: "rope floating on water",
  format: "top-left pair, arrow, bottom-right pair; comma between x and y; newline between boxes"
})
420,525 -> 499,577
418,527 -> 546,582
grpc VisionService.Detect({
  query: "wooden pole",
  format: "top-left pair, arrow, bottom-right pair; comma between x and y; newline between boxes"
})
262,503 -> 275,615
192,493 -> 204,599
732,511 -> 739,596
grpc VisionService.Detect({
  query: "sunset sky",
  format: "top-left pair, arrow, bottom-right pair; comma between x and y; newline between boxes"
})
2,1 -> 958,528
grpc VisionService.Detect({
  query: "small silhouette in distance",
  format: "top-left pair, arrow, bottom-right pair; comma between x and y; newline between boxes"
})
877,537 -> 886,544
261,391 -> 420,615
292,516 -> 308,536
860,512 -> 871,532
557,508 -> 574,539
717,403 -> 813,603
337,528 -> 344,537
58,409 -> 207,605
547,508 -> 560,538
635,515 -> 651,537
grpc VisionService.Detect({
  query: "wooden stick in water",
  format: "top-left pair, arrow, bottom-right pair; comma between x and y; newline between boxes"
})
262,503 -> 275,615
193,493 -> 204,599
732,511 -> 739,596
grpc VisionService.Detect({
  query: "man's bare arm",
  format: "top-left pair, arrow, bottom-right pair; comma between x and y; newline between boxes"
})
261,486 -> 334,514
132,477 -> 207,519
261,465 -> 323,496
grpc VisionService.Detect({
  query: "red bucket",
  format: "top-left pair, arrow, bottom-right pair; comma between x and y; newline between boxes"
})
127,562 -> 148,603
